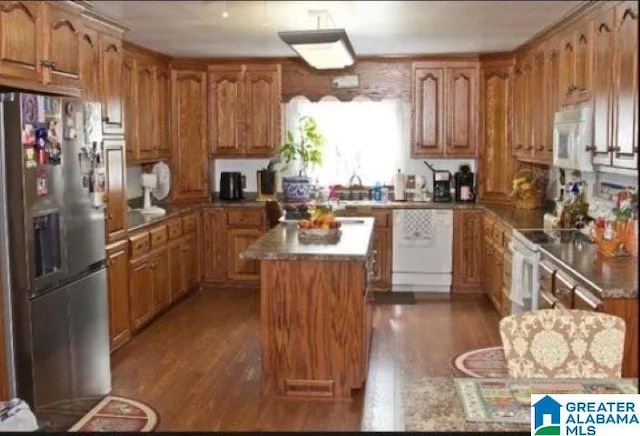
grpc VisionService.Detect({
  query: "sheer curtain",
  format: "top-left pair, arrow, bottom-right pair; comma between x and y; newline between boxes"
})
284,96 -> 409,186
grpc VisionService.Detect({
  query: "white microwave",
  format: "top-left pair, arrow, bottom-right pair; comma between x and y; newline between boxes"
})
552,108 -> 593,171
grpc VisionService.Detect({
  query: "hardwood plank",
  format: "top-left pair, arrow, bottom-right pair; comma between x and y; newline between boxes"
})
111,287 -> 501,431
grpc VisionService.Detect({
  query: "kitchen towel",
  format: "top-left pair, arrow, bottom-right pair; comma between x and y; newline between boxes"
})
508,241 -> 531,307
0,399 -> 39,431
396,209 -> 434,248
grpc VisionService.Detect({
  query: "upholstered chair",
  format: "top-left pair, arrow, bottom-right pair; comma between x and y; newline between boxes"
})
499,309 -> 625,378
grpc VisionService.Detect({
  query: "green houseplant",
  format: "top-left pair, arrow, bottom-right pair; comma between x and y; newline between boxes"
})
279,116 -> 325,202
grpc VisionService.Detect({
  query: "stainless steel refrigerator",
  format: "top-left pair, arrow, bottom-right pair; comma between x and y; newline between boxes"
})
0,92 -> 110,430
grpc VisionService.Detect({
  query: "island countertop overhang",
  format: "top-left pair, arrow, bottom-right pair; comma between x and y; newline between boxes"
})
240,217 -> 375,261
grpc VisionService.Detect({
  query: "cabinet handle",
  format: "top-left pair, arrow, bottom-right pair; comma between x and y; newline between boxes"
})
49,61 -> 57,70
608,146 -> 621,152
41,60 -> 51,68
103,116 -> 110,123
525,145 -> 534,151
515,144 -> 524,150
585,145 -> 597,152
633,147 -> 639,153
107,214 -> 113,219
567,84 -> 577,93
535,145 -> 544,151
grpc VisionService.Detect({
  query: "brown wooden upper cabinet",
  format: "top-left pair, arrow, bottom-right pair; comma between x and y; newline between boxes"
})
103,137 -> 127,242
0,1 -> 82,91
559,20 -> 593,106
589,1 -> 638,169
171,69 -> 209,201
100,33 -> 125,135
544,40 -> 561,158
79,24 -> 100,102
412,62 -> 478,158
477,63 -> 514,205
122,47 -> 171,163
209,63 -> 281,158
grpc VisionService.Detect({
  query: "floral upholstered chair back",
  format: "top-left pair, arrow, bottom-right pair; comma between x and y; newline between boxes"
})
499,309 -> 625,378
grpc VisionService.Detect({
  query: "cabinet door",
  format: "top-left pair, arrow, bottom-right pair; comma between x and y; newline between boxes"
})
79,25 -> 100,101
202,208 -> 227,282
103,139 -> 127,242
446,67 -> 477,157
171,69 -> 209,200
227,228 -> 261,281
531,52 -> 549,163
574,20 -> 594,98
121,58 -> 136,161
560,33 -> 576,103
136,62 -> 156,160
412,67 -> 445,156
244,65 -> 281,156
372,229 -> 391,290
152,249 -> 171,313
156,67 -> 171,159
512,65 -> 525,156
100,34 -> 124,135
168,241 -> 184,299
182,235 -> 199,291
42,2 -> 81,88
491,247 -> 504,313
592,11 -> 615,165
612,3 -> 639,169
545,43 -> 561,156
0,1 -> 43,82
482,237 -> 493,295
209,65 -> 243,156
106,240 -> 131,352
452,209 -> 483,292
129,256 -> 154,331
521,57 -> 533,157
478,67 -> 513,204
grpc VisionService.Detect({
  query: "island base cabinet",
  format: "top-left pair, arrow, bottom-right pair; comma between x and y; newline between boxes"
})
260,259 -> 369,399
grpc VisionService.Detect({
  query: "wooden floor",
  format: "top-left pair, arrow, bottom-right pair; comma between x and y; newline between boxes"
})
111,287 -> 502,431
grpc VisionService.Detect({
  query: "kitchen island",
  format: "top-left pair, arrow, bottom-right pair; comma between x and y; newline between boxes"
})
241,218 -> 375,399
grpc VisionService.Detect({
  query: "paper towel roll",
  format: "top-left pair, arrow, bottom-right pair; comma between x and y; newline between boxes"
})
394,169 -> 406,201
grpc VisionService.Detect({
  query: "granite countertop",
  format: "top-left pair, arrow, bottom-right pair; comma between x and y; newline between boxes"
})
240,217 -> 375,261
539,241 -> 639,299
482,203 -> 551,230
126,202 -> 205,232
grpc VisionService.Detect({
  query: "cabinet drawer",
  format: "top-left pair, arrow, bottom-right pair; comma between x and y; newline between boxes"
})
574,286 -> 602,311
129,231 -> 150,259
482,215 -> 494,236
227,209 -> 264,228
372,210 -> 390,228
554,271 -> 575,308
182,213 -> 198,233
149,225 -> 168,248
539,290 -> 555,310
539,260 -> 555,294
168,218 -> 182,239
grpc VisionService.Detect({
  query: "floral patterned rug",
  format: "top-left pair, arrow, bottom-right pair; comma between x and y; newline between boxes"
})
68,396 -> 158,432
452,346 -> 509,378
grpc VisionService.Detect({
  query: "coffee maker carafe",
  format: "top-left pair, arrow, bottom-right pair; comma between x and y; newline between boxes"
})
454,165 -> 475,202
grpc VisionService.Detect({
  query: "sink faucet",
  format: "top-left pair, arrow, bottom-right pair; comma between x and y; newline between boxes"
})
349,174 -> 362,187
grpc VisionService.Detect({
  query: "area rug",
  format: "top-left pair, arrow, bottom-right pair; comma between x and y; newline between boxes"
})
68,396 -> 158,432
452,346 -> 508,378
454,378 -> 639,425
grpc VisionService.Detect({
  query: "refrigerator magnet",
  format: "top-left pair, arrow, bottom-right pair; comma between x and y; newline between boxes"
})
22,124 -> 35,146
25,148 -> 37,169
36,169 -> 48,196
20,94 -> 38,124
48,142 -> 62,166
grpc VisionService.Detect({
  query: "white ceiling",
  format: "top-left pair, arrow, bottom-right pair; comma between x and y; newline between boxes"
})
91,1 -> 585,58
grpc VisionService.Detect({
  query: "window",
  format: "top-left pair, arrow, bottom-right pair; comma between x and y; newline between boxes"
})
284,96 -> 409,186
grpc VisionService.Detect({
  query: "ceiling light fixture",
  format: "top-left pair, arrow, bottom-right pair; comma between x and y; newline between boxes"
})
221,0 -> 229,19
278,10 -> 355,70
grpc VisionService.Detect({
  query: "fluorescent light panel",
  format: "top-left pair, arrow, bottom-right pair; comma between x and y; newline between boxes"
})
278,29 -> 356,70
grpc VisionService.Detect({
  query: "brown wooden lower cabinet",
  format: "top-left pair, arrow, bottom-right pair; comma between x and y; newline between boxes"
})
153,248 -> 172,312
202,207 -> 265,285
452,209 -> 483,292
106,240 -> 131,352
129,254 -> 155,331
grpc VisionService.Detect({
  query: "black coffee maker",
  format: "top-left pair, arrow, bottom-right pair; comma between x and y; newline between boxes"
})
454,165 -> 475,202
424,161 -> 452,202
219,172 -> 244,201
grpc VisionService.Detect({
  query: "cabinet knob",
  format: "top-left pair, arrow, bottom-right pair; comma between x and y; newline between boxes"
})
525,145 -> 534,151
535,145 -> 544,151
633,147 -> 639,154
102,116 -> 110,123
41,60 -> 52,68
108,214 -> 113,220
49,61 -> 57,70
515,144 -> 523,150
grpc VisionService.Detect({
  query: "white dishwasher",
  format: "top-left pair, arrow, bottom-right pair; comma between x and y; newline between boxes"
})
392,209 -> 453,293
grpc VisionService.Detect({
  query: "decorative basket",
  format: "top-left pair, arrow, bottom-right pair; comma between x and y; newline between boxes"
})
511,168 -> 545,210
514,195 -> 543,210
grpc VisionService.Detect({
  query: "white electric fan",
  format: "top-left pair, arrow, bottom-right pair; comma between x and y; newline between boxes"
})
139,162 -> 170,217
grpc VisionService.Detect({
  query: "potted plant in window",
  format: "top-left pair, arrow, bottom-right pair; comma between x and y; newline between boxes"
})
279,116 -> 325,202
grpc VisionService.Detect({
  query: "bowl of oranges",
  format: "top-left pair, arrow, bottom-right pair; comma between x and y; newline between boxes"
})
297,206 -> 342,240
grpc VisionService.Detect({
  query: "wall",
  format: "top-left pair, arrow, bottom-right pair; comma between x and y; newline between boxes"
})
126,166 -> 143,200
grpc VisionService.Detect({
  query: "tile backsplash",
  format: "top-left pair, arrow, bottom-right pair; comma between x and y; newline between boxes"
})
126,165 -> 143,200
211,158 -> 476,193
